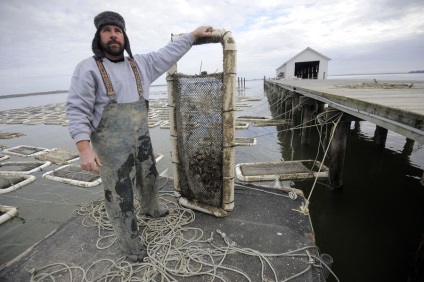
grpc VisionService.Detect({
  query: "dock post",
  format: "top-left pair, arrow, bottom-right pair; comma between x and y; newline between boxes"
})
317,101 -> 325,115
300,96 -> 315,145
291,92 -> 301,131
421,172 -> 424,186
374,125 -> 388,146
279,86 -> 286,114
353,121 -> 361,133
285,92 -> 293,120
402,138 -> 415,156
326,108 -> 351,189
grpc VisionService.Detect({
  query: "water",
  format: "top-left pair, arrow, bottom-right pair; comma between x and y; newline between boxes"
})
0,93 -> 68,112
0,75 -> 423,281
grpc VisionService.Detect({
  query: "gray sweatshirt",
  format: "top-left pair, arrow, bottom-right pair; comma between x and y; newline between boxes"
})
66,33 -> 195,143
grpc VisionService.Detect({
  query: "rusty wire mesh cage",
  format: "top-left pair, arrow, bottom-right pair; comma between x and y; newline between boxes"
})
167,29 -> 236,217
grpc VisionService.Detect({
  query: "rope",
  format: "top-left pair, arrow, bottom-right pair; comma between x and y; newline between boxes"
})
292,113 -> 343,216
30,194 -> 337,281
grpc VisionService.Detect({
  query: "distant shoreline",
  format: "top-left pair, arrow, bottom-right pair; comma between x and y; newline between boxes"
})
329,72 -> 407,77
330,71 -> 424,76
0,90 -> 68,99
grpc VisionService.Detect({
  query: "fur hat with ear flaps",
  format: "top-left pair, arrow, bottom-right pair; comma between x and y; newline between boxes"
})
91,11 -> 133,59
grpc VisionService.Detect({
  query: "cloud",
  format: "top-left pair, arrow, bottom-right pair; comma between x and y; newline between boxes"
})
0,0 -> 423,95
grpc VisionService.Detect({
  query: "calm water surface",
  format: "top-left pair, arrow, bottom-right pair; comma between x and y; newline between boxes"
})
0,75 -> 423,281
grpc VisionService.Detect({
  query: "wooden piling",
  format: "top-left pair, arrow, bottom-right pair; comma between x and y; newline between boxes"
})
421,172 -> 424,186
285,91 -> 293,120
326,108 -> 351,189
374,125 -> 388,146
279,89 -> 285,115
300,96 -> 315,145
317,101 -> 325,115
353,121 -> 361,133
291,93 -> 301,131
402,138 -> 415,156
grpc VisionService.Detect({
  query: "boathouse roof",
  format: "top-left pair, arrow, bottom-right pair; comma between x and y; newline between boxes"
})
276,47 -> 331,71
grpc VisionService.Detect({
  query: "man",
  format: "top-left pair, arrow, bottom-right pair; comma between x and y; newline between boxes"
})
66,11 -> 213,262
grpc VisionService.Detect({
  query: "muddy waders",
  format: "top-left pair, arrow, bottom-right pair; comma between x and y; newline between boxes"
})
91,58 -> 168,262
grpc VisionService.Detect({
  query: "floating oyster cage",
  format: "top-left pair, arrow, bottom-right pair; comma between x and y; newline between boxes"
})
0,153 -> 10,162
42,164 -> 102,188
235,103 -> 252,107
234,137 -> 257,146
148,120 -> 162,128
0,205 -> 18,225
235,160 -> 329,182
41,154 -> 163,188
3,145 -> 50,158
252,119 -> 291,127
236,116 -> 272,122
0,131 -> 25,139
0,161 -> 51,175
0,173 -> 36,194
0,103 -> 68,126
167,28 -> 236,217
236,116 -> 291,127
35,148 -> 79,165
22,120 -> 44,125
160,122 -> 170,129
235,121 -> 249,129
236,96 -> 262,102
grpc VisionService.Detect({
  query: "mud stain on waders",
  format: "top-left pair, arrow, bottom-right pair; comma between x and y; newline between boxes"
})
105,190 -> 112,202
115,153 -> 135,213
138,135 -> 158,178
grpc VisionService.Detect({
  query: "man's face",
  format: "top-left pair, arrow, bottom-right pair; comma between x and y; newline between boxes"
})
99,25 -> 125,57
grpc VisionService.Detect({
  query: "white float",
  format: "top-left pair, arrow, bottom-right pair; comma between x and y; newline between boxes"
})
0,161 -> 51,174
0,205 -> 19,225
3,145 -> 50,158
0,173 -> 36,194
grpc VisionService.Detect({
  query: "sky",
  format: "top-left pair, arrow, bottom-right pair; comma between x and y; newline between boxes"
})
0,0 -> 423,95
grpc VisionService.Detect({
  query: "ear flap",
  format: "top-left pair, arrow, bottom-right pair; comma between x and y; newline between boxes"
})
91,29 -> 105,58
124,32 -> 133,59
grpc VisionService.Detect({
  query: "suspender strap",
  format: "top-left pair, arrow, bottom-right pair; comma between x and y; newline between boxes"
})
94,57 -> 117,103
128,58 -> 144,97
93,56 -> 144,102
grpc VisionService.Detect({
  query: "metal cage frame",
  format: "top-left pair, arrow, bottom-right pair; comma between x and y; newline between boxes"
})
166,29 -> 236,217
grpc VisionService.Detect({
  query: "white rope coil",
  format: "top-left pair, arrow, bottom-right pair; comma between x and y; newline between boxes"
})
30,194 -> 336,281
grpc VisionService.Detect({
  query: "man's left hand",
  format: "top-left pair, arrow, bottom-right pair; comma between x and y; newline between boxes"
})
191,26 -> 214,39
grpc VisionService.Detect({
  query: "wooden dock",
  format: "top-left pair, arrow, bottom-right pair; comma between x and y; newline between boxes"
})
264,78 -> 424,188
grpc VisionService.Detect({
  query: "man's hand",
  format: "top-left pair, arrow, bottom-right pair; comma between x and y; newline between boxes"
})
191,26 -> 214,39
76,140 -> 102,174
